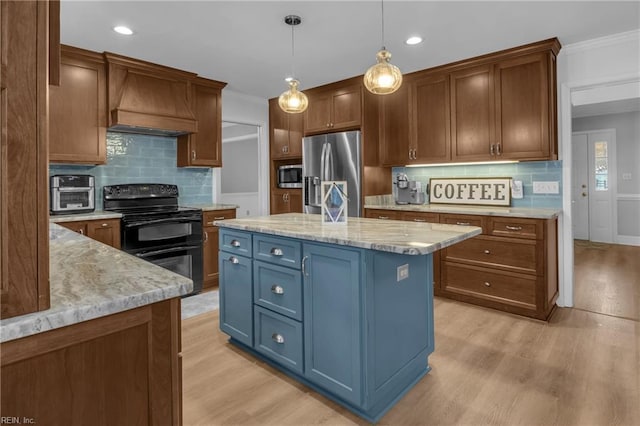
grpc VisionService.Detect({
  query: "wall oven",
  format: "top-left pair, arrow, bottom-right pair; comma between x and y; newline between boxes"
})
104,183 -> 203,295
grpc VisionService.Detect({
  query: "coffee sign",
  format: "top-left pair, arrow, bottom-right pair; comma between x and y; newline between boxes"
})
429,178 -> 511,206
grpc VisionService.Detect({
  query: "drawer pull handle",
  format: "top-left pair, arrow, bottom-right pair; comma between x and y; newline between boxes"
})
484,282 -> 491,287
101,223 -> 109,227
229,256 -> 239,264
204,231 -> 208,243
270,248 -> 284,256
413,219 -> 426,222
214,216 -> 225,220
505,225 -> 523,231
272,333 -> 285,344
456,222 -> 471,226
483,249 -> 491,254
230,239 -> 241,247
378,216 -> 389,220
271,285 -> 285,295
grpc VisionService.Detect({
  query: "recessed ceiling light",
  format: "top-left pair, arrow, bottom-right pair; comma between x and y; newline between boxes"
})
405,36 -> 423,45
113,26 -> 134,36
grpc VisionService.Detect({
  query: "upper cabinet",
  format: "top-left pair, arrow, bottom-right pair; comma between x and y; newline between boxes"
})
177,77 -> 227,167
379,80 -> 411,166
50,45 -> 107,164
269,98 -> 304,159
304,84 -> 361,135
411,72 -> 451,164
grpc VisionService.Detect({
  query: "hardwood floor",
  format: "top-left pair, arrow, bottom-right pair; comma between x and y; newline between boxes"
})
182,299 -> 639,425
574,241 -> 640,320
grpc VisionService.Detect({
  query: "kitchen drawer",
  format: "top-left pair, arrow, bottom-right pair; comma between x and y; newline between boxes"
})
220,229 -> 252,256
489,217 -> 542,240
253,234 -> 301,269
442,262 -> 536,310
254,306 -> 304,374
442,235 -> 539,275
440,214 -> 486,233
203,209 -> 236,226
254,261 -> 303,321
401,211 -> 440,223
364,209 -> 401,220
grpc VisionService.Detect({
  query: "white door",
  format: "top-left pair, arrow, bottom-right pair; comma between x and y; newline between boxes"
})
572,130 -> 616,243
572,133 -> 589,239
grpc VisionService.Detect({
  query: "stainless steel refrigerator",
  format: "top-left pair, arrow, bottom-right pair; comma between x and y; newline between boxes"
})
302,130 -> 362,217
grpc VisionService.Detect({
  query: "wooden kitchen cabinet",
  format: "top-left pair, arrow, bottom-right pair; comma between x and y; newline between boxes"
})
202,209 -> 237,290
364,209 -> 401,220
269,98 -> 303,159
1,299 -> 182,425
49,45 -> 107,164
378,81 -> 410,166
58,218 -> 121,249
304,84 -> 361,135
411,72 -> 451,164
177,77 -> 227,167
271,189 -> 302,214
1,0 -> 53,319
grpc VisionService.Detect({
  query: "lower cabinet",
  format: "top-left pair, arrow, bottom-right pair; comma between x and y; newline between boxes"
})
202,209 -> 236,289
57,218 -> 121,249
218,229 -> 435,422
270,189 -> 302,214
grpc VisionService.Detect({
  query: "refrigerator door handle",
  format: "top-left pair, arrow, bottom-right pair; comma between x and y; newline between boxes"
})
324,142 -> 333,182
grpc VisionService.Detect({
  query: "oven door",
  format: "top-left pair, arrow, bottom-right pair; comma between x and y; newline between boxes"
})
135,244 -> 203,295
122,215 -> 202,252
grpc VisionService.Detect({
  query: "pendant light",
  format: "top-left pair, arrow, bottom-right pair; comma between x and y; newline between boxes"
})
363,0 -> 402,95
278,15 -> 308,114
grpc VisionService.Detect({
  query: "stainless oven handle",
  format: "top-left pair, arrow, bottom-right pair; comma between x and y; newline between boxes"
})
124,216 -> 201,228
134,245 -> 201,259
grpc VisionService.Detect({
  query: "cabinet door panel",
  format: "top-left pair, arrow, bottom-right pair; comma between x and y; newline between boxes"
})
202,225 -> 218,288
495,53 -> 550,159
219,253 -> 253,346
254,306 -> 304,374
305,94 -> 330,133
287,112 -> 304,157
412,73 -> 450,163
379,83 -> 410,166
332,88 -> 361,130
87,219 -> 121,249
287,190 -> 302,213
450,65 -> 494,161
303,243 -> 362,405
269,98 -> 290,158
190,83 -> 221,166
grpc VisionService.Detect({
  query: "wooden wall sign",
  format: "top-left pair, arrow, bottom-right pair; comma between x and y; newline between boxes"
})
429,178 -> 511,206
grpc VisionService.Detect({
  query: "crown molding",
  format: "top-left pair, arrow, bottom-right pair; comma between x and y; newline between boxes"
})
562,29 -> 640,55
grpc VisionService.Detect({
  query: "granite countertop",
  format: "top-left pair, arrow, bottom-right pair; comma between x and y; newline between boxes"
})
50,210 -> 122,222
215,213 -> 481,255
186,204 -> 239,211
0,224 -> 193,343
365,195 -> 560,219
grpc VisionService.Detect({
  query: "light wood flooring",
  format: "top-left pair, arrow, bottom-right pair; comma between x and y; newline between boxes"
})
182,244 -> 640,425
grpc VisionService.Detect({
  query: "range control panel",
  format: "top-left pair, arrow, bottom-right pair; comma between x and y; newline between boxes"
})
103,183 -> 179,199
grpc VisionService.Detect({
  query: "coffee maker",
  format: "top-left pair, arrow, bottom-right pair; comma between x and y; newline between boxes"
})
394,173 -> 426,205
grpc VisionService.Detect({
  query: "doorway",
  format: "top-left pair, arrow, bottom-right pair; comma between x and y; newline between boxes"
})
219,122 -> 262,217
571,129 -> 617,243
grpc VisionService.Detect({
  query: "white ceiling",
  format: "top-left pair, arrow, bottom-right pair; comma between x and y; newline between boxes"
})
60,1 -> 640,100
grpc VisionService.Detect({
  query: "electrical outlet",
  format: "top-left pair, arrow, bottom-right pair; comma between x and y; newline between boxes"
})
622,173 -> 632,181
397,264 -> 409,282
533,181 -> 560,194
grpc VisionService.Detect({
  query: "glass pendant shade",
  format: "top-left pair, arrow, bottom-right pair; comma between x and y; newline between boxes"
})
364,49 -> 402,95
278,79 -> 308,114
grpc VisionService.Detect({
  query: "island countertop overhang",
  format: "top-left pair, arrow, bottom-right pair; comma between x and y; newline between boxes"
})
214,213 -> 482,255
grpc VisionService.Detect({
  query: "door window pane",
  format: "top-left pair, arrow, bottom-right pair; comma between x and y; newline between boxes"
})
594,141 -> 608,191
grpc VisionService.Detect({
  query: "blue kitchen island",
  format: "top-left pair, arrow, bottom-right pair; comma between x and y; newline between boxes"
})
215,213 -> 481,422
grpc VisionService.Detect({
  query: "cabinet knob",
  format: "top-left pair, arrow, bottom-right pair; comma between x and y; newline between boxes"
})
229,256 -> 239,264
272,333 -> 285,344
271,285 -> 285,295
490,144 -> 495,155
214,216 -> 225,220
191,150 -> 196,160
505,225 -> 523,231
483,249 -> 491,254
270,247 -> 284,256
101,223 -> 108,227
484,282 -> 491,287
230,239 -> 241,247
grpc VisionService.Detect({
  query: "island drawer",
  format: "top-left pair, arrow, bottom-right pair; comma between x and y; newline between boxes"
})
442,236 -> 539,275
488,217 -> 542,240
203,209 -> 236,226
442,262 -> 536,310
254,306 -> 304,375
253,235 -> 301,268
220,229 -> 252,256
254,261 -> 303,321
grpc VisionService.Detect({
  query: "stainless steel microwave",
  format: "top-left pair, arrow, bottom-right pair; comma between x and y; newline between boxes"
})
50,175 -> 95,215
277,164 -> 302,189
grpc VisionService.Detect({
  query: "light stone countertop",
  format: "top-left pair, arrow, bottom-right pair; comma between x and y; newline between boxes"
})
0,224 -> 193,343
49,210 -> 122,222
365,195 -> 560,219
186,203 -> 239,211
214,213 -> 482,255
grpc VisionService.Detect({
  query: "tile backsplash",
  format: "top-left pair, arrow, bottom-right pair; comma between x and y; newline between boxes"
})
49,132 -> 213,210
393,161 -> 562,209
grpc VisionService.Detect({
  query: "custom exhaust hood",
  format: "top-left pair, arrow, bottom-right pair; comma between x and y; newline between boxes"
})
105,52 -> 198,136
